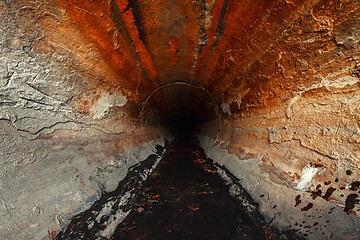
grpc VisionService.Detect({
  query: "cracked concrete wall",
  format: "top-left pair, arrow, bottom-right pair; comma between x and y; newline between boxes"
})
0,1 -> 169,239
199,75 -> 360,237
198,0 -> 360,238
199,135 -> 360,239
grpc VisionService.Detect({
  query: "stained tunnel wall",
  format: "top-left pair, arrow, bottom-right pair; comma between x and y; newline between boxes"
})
0,0 -> 359,239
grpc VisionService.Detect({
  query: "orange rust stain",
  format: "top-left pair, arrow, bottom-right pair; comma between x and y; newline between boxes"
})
115,0 -> 128,11
201,0 -> 302,110
203,0 -> 278,86
115,0 -> 158,80
201,0 -> 360,114
195,0 -> 225,79
168,38 -> 180,65
54,1 -> 142,91
133,0 -> 201,83
46,0 -> 359,116
45,0 -> 163,117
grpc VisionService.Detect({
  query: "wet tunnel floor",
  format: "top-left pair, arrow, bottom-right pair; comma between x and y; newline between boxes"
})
56,138 -> 297,240
113,138 -> 263,240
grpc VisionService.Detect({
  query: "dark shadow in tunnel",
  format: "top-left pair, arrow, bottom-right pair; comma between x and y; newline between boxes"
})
141,82 -> 221,139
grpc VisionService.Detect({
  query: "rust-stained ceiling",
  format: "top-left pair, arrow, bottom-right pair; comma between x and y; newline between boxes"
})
35,0 -> 358,113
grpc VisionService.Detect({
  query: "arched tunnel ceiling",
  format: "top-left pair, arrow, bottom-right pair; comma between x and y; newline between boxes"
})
19,0 -> 359,110
0,0 -> 359,239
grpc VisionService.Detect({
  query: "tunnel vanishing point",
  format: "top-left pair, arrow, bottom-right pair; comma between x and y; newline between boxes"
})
0,0 -> 360,239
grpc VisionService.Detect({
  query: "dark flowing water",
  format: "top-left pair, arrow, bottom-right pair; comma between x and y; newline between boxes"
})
113,138 -> 264,240
55,138 -> 300,240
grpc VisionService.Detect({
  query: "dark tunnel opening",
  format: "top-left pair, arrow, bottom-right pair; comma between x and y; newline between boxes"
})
141,82 -> 221,139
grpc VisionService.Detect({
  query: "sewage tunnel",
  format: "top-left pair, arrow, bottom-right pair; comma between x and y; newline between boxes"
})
0,0 -> 360,239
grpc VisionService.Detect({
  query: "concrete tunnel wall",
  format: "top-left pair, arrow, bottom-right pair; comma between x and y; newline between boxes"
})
0,0 -> 359,239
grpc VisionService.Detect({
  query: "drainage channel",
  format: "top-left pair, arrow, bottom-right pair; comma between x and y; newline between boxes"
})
55,138 -> 301,240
